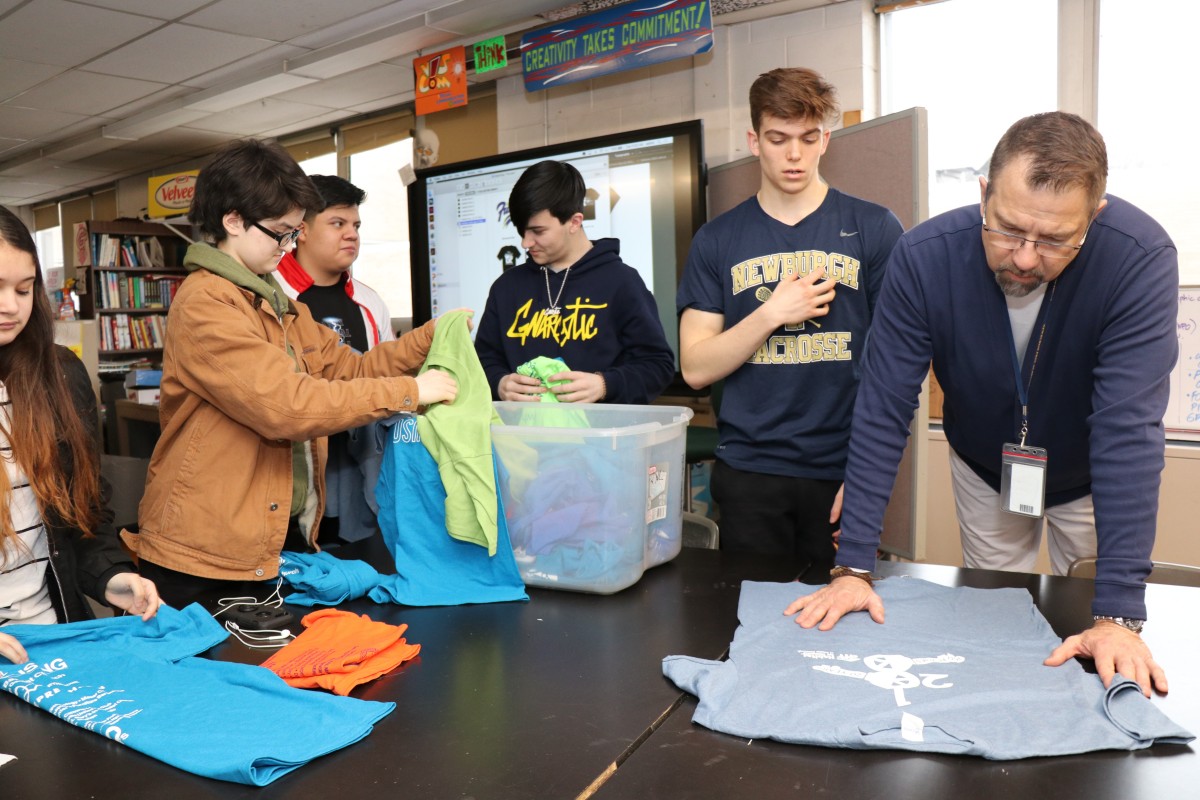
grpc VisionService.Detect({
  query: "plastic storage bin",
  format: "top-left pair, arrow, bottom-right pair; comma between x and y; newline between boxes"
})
491,402 -> 693,594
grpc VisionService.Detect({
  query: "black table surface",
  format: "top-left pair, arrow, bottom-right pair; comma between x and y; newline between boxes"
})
0,547 -> 808,799
593,560 -> 1200,799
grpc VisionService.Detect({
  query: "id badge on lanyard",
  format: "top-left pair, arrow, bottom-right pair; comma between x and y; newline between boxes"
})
1002,281 -> 1056,520
1000,443 -> 1047,518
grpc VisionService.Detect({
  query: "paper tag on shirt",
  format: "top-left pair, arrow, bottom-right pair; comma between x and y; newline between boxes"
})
900,712 -> 925,743
1000,443 -> 1048,518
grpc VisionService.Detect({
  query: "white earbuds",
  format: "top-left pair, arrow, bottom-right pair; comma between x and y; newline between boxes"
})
224,621 -> 295,648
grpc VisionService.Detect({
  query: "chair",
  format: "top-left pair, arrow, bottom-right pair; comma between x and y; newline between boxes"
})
1067,557 -> 1200,588
682,511 -> 719,550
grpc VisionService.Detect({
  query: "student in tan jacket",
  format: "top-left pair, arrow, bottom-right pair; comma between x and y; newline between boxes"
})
122,139 -> 459,609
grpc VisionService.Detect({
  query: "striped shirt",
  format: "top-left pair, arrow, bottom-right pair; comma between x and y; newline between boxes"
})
0,382 -> 55,626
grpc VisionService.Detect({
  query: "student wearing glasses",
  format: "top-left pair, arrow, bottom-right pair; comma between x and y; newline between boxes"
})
122,139 -> 459,608
787,112 -> 1178,700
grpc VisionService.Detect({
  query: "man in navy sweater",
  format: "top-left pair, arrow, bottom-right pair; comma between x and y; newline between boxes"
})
787,112 -> 1178,699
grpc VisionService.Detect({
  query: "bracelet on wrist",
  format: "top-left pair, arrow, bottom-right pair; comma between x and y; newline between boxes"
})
829,565 -> 875,588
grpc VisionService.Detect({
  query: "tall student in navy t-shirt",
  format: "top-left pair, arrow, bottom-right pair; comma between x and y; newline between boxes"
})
0,206 -> 160,664
676,67 -> 903,564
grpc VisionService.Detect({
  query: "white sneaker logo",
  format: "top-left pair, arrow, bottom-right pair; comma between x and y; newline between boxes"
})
840,230 -> 859,237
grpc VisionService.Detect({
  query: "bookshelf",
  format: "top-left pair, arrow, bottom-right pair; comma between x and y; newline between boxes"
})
76,220 -> 187,370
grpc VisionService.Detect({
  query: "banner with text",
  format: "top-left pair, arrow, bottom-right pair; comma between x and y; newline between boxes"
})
415,46 -> 468,116
521,0 -> 713,92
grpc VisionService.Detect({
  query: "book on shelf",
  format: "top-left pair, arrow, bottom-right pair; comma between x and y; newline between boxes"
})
95,272 -> 184,311
97,356 -> 154,374
99,313 -> 168,352
91,233 -> 178,269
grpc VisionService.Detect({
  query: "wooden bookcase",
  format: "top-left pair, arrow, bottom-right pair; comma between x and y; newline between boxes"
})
77,220 -> 187,371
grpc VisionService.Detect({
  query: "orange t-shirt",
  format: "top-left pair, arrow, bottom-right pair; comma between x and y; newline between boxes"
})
260,609 -> 420,696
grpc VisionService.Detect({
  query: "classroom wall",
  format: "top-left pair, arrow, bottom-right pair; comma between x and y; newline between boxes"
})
497,0 -> 877,170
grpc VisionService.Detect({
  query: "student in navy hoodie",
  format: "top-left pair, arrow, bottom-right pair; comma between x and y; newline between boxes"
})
474,160 -> 674,404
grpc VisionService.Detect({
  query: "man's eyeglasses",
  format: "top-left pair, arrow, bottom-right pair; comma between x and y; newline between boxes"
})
981,210 -> 1093,260
251,221 -> 301,248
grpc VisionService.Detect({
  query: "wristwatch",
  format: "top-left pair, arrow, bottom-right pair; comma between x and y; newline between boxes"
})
1093,615 -> 1145,634
829,565 -> 875,588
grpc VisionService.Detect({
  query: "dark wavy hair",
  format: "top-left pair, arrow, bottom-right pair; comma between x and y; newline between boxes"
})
0,205 -> 101,554
189,139 -> 322,242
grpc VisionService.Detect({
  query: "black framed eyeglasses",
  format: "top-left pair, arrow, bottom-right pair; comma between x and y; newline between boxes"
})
981,208 -> 1093,260
250,221 -> 301,247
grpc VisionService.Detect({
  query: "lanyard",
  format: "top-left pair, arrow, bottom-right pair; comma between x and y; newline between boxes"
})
1006,280 -> 1057,446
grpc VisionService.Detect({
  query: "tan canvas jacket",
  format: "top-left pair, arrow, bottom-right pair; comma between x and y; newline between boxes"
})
123,248 -> 434,581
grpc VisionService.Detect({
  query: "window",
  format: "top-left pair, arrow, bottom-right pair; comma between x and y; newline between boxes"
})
349,138 -> 414,320
1099,0 -> 1200,283
299,151 -> 338,177
35,226 -> 64,303
881,0 -> 1057,218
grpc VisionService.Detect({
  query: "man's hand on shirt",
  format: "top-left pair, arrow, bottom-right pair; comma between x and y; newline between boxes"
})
0,632 -> 28,664
498,373 -> 546,402
783,576 -> 885,631
416,368 -> 458,405
764,265 -> 835,328
548,370 -> 605,403
104,572 -> 162,622
1044,620 -> 1168,698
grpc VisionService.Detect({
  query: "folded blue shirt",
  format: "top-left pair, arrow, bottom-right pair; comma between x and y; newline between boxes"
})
0,604 -> 394,785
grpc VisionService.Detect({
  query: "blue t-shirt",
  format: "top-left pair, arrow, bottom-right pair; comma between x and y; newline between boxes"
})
373,415 -> 528,606
677,190 -> 902,479
0,604 -> 395,785
663,579 -> 1192,759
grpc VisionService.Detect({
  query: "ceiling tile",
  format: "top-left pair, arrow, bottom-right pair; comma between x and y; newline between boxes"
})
85,23 -> 279,84
75,0 -> 213,20
0,58 -> 66,103
0,0 -> 163,68
183,97 -> 343,136
0,105 -> 88,140
0,161 -> 112,183
7,71 -> 168,116
0,178 -> 62,204
181,43 -> 308,90
184,0 -> 398,42
285,63 -> 413,110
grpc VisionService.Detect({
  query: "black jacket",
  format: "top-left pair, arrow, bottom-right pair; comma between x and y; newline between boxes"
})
40,347 -> 133,622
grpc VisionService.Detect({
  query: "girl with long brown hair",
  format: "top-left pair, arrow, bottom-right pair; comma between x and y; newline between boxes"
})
0,205 -> 159,664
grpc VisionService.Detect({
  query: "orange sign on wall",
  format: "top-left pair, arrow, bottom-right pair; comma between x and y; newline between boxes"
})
414,46 -> 468,116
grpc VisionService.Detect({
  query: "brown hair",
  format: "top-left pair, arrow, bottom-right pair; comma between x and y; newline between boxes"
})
0,206 -> 101,555
749,67 -> 840,133
189,139 -> 322,243
986,112 -> 1108,209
